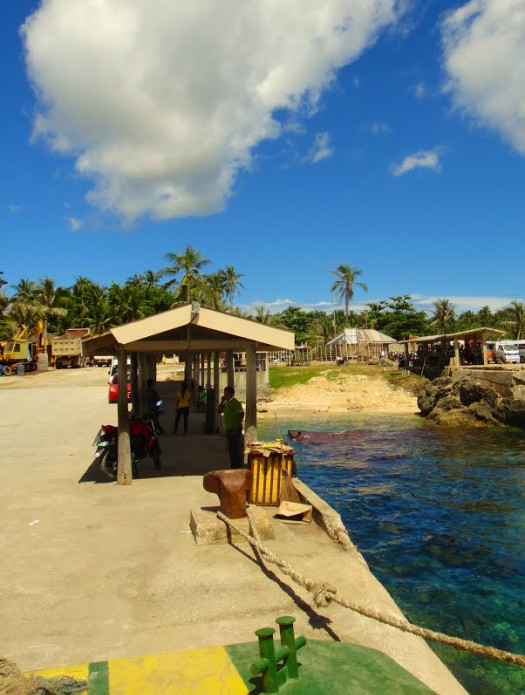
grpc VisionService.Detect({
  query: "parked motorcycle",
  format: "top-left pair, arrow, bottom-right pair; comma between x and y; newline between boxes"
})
93,416 -> 161,480
145,399 -> 164,436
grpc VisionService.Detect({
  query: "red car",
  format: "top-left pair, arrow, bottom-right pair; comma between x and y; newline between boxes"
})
108,373 -> 131,404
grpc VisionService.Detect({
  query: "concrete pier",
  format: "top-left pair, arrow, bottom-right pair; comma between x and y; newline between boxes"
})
0,368 -> 467,694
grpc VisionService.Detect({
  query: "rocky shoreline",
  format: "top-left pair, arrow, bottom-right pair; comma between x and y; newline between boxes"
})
416,367 -> 525,428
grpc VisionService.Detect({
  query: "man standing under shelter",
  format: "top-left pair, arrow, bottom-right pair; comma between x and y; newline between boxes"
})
218,386 -> 245,468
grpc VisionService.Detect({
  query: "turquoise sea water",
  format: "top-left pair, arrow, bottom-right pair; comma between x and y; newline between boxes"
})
258,414 -> 525,695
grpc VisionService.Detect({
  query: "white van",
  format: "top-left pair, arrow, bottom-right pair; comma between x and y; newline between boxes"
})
512,340 -> 525,363
487,341 -> 520,364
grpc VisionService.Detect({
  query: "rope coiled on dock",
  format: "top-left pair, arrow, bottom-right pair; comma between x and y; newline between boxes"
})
0,658 -> 87,695
218,511 -> 525,668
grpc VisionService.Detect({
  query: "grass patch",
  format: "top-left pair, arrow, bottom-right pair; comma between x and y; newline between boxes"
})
269,362 -> 422,394
269,364 -> 330,390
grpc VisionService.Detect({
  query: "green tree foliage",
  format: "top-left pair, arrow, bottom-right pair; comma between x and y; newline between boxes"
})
330,265 -> 368,326
84,286 -> 113,334
162,245 -> 210,303
503,300 -> 525,339
428,298 -> 456,335
367,295 -> 427,341
454,305 -> 507,334
201,272 -> 228,311
252,305 -> 273,324
306,311 -> 334,347
453,310 -> 479,332
477,305 -> 496,327
277,306 -> 311,344
219,266 -> 244,306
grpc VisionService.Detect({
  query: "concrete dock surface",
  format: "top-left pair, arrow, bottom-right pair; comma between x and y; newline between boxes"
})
0,366 -> 468,694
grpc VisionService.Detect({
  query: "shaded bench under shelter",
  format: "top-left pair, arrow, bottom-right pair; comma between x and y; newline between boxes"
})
397,326 -> 505,375
82,303 -> 295,484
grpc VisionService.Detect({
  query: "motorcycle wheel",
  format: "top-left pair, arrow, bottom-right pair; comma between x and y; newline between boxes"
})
131,453 -> 139,478
100,448 -> 118,480
153,451 -> 161,470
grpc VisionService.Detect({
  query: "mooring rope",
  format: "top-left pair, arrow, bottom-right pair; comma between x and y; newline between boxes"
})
219,511 -> 525,668
0,658 -> 88,695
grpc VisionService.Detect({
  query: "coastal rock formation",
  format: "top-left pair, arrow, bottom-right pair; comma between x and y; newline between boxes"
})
415,371 -> 525,428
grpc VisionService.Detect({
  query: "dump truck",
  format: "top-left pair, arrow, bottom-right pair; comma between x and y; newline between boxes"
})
51,328 -> 91,369
93,355 -> 113,368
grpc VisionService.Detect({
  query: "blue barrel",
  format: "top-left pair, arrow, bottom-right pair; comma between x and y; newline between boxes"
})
17,364 -> 25,376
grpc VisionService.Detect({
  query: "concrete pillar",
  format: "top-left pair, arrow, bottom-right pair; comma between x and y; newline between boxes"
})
184,350 -> 193,384
130,352 -> 140,415
213,351 -> 221,433
117,348 -> 132,485
226,350 -> 234,388
206,352 -> 212,386
245,344 -> 257,444
200,353 -> 206,386
454,340 -> 460,367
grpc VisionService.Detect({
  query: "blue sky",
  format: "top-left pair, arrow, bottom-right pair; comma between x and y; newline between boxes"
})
2,0 -> 525,316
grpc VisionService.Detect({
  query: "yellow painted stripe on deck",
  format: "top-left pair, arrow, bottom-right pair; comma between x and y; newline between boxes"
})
25,663 -> 89,681
108,647 -> 247,695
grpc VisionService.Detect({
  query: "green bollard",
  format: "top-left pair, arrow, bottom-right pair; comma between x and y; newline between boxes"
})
276,616 -> 306,680
252,627 -> 278,693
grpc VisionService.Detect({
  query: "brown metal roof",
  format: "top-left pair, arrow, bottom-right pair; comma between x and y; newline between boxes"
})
397,327 -> 505,345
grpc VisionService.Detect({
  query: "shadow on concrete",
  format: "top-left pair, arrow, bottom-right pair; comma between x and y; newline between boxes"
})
231,540 -> 342,643
78,457 -> 114,484
78,410 -> 232,483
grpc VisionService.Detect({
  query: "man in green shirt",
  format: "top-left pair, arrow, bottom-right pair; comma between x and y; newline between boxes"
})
217,386 -> 245,468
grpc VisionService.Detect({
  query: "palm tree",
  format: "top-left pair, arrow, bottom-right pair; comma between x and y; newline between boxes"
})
202,272 -> 227,311
141,269 -> 162,288
109,282 -> 148,324
306,313 -> 334,347
85,286 -> 113,334
11,278 -> 37,303
253,305 -> 273,324
504,300 -> 525,339
162,245 -> 210,302
228,306 -> 251,319
219,266 -> 244,306
34,277 -> 67,345
65,277 -> 99,327
330,265 -> 368,326
5,300 -> 40,332
428,299 -> 456,335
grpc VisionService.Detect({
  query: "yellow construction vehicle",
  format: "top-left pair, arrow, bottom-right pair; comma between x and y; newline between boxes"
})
0,324 -> 43,376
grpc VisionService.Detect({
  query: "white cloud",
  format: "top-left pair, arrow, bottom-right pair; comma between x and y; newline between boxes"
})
22,0 -> 403,223
66,216 -> 83,231
414,295 -> 518,313
306,132 -> 334,164
413,82 -> 426,99
369,121 -> 392,135
8,204 -> 22,214
390,147 -> 444,176
441,0 -> 525,155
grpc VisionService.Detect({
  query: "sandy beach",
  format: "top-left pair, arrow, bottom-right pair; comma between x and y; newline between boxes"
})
259,367 -> 418,416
